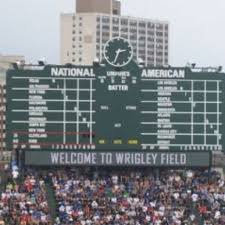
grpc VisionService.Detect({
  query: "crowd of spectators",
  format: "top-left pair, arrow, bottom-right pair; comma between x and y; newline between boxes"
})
1,167 -> 225,225
0,171 -> 51,225
52,168 -> 225,225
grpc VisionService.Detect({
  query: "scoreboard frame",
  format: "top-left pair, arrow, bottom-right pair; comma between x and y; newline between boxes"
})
6,63 -> 225,167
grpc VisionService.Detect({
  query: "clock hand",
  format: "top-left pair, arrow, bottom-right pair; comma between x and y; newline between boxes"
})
118,49 -> 126,53
113,49 -> 127,63
113,49 -> 121,63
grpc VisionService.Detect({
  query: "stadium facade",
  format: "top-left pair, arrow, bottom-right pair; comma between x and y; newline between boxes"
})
0,55 -> 24,153
60,0 -> 169,66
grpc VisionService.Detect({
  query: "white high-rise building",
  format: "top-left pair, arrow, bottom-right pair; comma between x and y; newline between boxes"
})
60,0 -> 169,66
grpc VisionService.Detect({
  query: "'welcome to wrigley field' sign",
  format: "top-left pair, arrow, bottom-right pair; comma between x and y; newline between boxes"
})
25,151 -> 211,167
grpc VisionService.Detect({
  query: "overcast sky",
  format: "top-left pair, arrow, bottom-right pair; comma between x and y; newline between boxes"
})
1,0 -> 225,67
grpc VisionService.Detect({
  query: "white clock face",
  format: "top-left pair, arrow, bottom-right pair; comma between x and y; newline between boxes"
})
104,37 -> 133,67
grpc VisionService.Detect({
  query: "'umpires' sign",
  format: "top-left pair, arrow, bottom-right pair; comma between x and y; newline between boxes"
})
25,151 -> 211,167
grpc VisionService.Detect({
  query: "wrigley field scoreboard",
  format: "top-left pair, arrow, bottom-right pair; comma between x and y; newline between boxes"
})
6,38 -> 225,167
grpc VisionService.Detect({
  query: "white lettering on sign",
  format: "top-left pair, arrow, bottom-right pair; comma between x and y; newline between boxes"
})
29,101 -> 46,105
126,106 -> 137,110
115,153 -> 158,165
100,105 -> 109,110
29,134 -> 47,138
157,102 -> 172,107
51,68 -> 95,77
29,96 -> 43,100
29,117 -> 47,121
29,78 -> 39,83
142,69 -> 185,78
29,85 -> 49,89
157,135 -> 175,139
107,71 -> 130,77
29,112 -> 44,116
161,153 -> 186,165
29,107 -> 48,110
108,85 -> 128,91
50,152 -> 97,164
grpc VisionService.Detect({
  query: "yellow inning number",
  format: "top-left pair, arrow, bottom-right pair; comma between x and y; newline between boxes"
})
128,139 -> 138,145
113,139 -> 122,144
99,139 -> 106,144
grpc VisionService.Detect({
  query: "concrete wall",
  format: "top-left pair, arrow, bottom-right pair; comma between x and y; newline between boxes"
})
76,0 -> 121,15
60,14 -> 74,64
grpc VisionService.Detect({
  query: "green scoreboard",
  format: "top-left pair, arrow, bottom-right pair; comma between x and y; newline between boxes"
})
5,38 -> 225,167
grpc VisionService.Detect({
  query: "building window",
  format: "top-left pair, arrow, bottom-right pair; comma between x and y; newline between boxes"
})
139,30 -> 146,35
130,21 -> 137,27
102,32 -> 110,37
121,28 -> 128,33
113,26 -> 119,32
113,18 -> 119,24
139,22 -> 145,28
148,31 -> 154,36
102,17 -> 110,23
79,58 -> 82,62
147,44 -> 154,49
102,25 -> 110,30
121,34 -> 128,39
156,24 -> 163,29
112,33 -> 119,37
147,37 -> 154,42
148,51 -> 154,56
148,23 -> 154,28
113,9 -> 118,15
139,36 -> 145,41
121,19 -> 128,26
156,31 -> 163,36
130,29 -> 137,34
